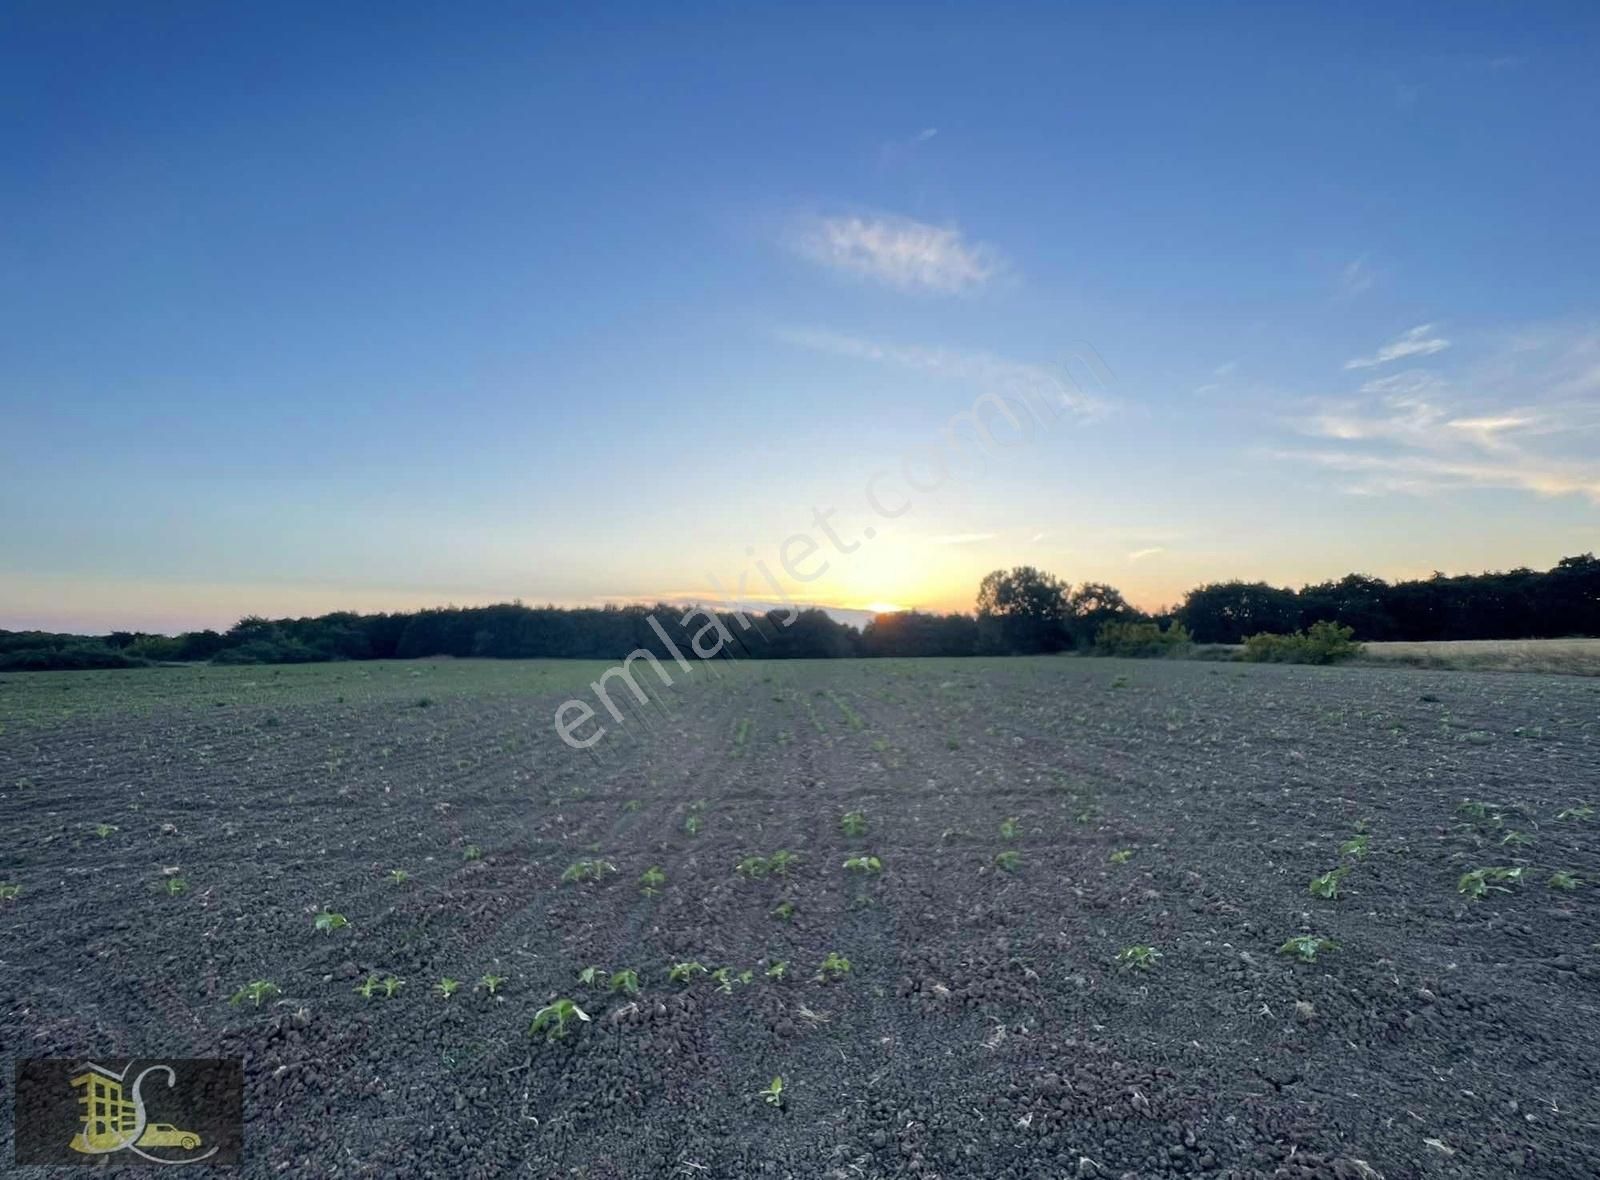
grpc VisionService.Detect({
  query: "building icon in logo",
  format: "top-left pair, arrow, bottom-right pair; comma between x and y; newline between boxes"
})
68,1063 -> 203,1157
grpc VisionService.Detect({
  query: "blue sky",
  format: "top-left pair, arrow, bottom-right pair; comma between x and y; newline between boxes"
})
3,3 -> 1598,632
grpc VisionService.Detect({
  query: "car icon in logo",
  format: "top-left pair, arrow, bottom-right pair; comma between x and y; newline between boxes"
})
136,1123 -> 202,1151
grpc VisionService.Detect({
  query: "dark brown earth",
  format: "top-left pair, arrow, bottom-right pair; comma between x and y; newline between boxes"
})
3,656 -> 1599,1178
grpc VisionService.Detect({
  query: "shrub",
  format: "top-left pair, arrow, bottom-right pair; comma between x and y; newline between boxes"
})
1242,620 -> 1361,665
1093,620 -> 1193,658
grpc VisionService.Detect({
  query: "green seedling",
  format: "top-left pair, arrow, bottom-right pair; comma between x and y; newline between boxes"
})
767,849 -> 797,876
684,815 -> 703,836
561,859 -> 617,884
843,854 -> 882,874
737,856 -> 771,879
1308,867 -> 1349,900
818,951 -> 852,980
1338,834 -> 1370,860
771,900 -> 795,921
577,966 -> 604,986
667,960 -> 707,984
1115,945 -> 1160,972
711,967 -> 735,994
1549,870 -> 1582,891
94,823 -> 119,838
434,978 -> 461,999
1279,935 -> 1336,963
622,799 -> 642,813
529,998 -> 589,1042
230,980 -> 280,1007
993,850 -> 1022,873
609,969 -> 640,995
477,973 -> 507,996
462,844 -> 482,861
163,877 -> 188,896
387,869 -> 410,885
1458,866 -> 1524,899
840,810 -> 868,837
314,909 -> 348,934
766,961 -> 788,980
0,883 -> 20,901
1457,800 -> 1493,820
381,976 -> 403,998
639,866 -> 666,895
999,817 -> 1020,840
1556,804 -> 1594,821
759,1076 -> 784,1107
354,974 -> 379,998
738,969 -> 753,985
1109,849 -> 1134,864
1500,830 -> 1534,847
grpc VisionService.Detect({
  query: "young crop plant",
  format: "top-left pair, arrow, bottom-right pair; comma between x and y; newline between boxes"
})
1308,867 -> 1350,900
683,814 -> 703,836
999,817 -> 1020,841
817,952 -> 852,981
766,961 -> 789,980
163,877 -> 188,897
1549,870 -> 1582,891
0,883 -> 20,901
529,998 -> 590,1042
639,865 -> 666,895
1457,800 -> 1495,820
711,967 -> 735,994
771,900 -> 795,921
993,850 -> 1023,873
433,978 -> 461,999
477,973 -> 507,996
1338,833 -> 1370,860
1279,935 -> 1336,964
1500,830 -> 1534,847
767,849 -> 797,876
737,856 -> 771,879
387,869 -> 410,885
1458,866 -> 1525,899
314,909 -> 348,934
840,810 -> 868,837
462,844 -> 482,861
561,859 -> 617,885
94,823 -> 119,838
667,960 -> 707,985
1115,945 -> 1161,972
380,975 -> 404,998
759,1076 -> 785,1108
609,968 -> 640,995
1556,804 -> 1594,821
229,980 -> 281,1007
843,854 -> 882,874
1109,849 -> 1134,864
577,966 -> 605,986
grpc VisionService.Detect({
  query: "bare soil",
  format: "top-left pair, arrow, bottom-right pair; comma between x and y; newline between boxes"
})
3,657 -> 1599,1179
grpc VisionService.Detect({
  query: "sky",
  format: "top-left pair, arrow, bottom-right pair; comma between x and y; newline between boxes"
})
3,2 -> 1599,634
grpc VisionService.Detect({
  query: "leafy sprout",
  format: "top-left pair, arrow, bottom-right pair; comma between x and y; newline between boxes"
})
434,978 -> 461,999
529,998 -> 590,1042
0,883 -> 20,901
639,866 -> 666,895
609,968 -> 640,995
577,965 -> 604,986
767,849 -> 797,876
1500,830 -> 1534,847
560,859 -> 617,885
766,961 -> 788,980
667,960 -> 707,984
1338,833 -> 1370,860
999,817 -> 1020,840
1108,849 -> 1134,864
1308,867 -> 1349,900
477,973 -> 507,996
843,854 -> 882,874
818,951 -> 852,980
1556,804 -> 1593,821
736,856 -> 771,879
94,823 -> 119,838
771,900 -> 795,921
1549,870 -> 1582,891
1458,866 -> 1524,900
163,877 -> 188,896
462,844 -> 482,861
387,869 -> 410,885
1115,945 -> 1160,972
313,909 -> 348,934
840,810 -> 868,837
759,1076 -> 784,1106
1278,935 -> 1336,964
230,980 -> 281,1007
993,850 -> 1022,873
683,815 -> 703,836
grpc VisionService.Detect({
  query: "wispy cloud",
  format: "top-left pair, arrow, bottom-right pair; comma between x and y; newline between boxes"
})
788,213 -> 1002,294
1029,531 -> 1048,543
928,532 -> 995,546
779,326 -> 1112,417
1338,256 -> 1376,297
1289,322 -> 1600,502
1344,324 -> 1450,370
1127,547 -> 1166,562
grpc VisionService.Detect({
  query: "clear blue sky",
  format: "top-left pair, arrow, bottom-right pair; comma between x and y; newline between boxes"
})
4,2 -> 1598,633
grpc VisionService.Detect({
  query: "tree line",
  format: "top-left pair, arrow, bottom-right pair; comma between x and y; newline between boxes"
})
2,553 -> 1596,671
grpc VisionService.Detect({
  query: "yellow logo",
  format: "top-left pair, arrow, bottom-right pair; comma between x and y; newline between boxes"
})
69,1062 -> 214,1163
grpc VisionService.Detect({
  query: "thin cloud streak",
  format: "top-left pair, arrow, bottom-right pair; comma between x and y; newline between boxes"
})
788,213 -> 1001,294
1344,323 -> 1450,369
